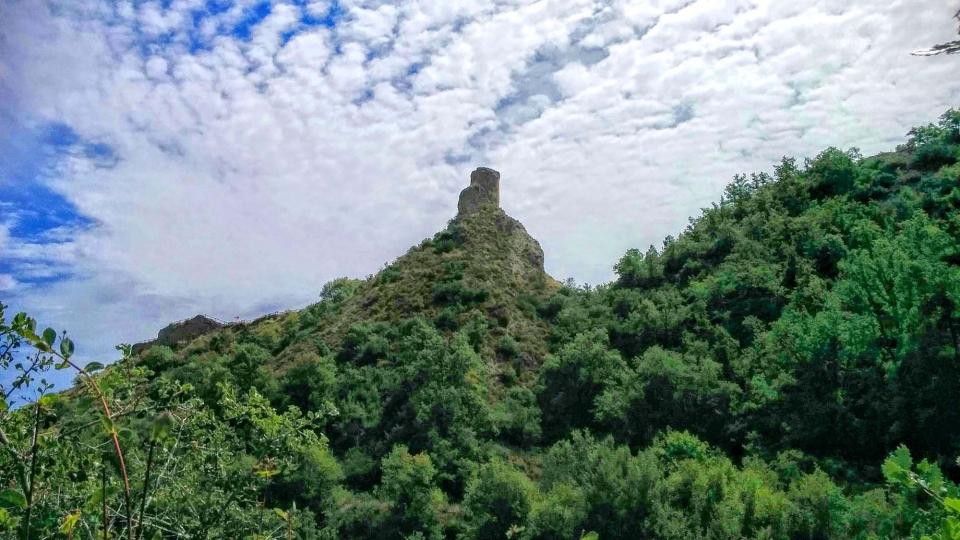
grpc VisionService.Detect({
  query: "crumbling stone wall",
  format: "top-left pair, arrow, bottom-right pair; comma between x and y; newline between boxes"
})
457,167 -> 500,216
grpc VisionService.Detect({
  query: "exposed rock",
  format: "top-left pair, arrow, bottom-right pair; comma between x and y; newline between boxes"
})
132,315 -> 222,355
493,211 -> 544,271
451,167 -> 545,275
457,167 -> 500,216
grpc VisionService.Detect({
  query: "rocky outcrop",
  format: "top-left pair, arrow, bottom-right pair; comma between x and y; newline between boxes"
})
132,315 -> 222,355
457,167 -> 500,217
452,167 -> 545,276
492,210 -> 545,272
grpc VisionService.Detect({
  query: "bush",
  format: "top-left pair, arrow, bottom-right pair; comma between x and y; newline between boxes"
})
277,352 -> 338,413
433,307 -> 460,331
495,335 -> 520,360
431,281 -> 489,307
461,460 -> 536,540
232,342 -> 276,392
912,141 -> 958,170
491,386 -> 541,446
376,445 -> 446,540
807,147 -> 860,198
526,482 -> 588,540
378,265 -> 402,284
338,323 -> 391,365
141,345 -> 177,373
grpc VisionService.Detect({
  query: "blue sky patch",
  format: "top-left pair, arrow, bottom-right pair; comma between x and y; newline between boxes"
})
0,121 -> 98,285
231,1 -> 272,40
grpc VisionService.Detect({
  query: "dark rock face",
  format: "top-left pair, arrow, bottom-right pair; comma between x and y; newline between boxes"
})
457,167 -> 500,216
132,315 -> 222,355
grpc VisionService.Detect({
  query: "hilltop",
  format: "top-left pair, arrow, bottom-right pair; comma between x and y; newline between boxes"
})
133,166 -> 559,387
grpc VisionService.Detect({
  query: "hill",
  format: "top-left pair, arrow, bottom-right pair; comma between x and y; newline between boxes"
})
1,109 -> 959,539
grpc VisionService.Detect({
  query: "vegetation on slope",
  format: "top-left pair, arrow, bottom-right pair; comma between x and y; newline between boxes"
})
1,110 -> 960,539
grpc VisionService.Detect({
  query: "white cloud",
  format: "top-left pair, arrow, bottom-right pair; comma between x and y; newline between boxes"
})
144,56 -> 168,79
1,0 -> 958,367
0,221 -> 9,252
0,275 -> 16,292
343,4 -> 399,46
138,1 -> 185,37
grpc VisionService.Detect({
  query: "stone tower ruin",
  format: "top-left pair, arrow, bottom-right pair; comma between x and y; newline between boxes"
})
457,167 -> 500,217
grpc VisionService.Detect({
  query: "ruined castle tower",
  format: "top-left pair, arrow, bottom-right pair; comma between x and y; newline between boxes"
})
457,167 -> 500,216
450,167 -> 546,273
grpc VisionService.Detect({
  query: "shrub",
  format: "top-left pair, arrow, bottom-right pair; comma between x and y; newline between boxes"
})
461,460 -> 536,540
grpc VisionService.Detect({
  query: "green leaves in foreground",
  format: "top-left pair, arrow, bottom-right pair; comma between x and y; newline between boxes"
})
883,445 -> 960,540
60,336 -> 74,358
59,510 -> 82,536
83,361 -> 104,372
0,489 -> 26,509
42,328 -> 57,347
881,445 -> 913,483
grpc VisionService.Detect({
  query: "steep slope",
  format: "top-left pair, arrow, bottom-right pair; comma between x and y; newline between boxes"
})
309,167 -> 558,366
132,167 -> 560,400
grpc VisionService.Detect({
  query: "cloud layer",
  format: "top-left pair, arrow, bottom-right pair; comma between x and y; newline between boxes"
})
1,0 -> 958,369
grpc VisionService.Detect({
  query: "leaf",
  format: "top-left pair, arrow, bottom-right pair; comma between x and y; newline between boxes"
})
882,445 -> 912,483
42,328 -> 57,346
60,337 -> 75,358
84,361 -> 104,372
0,489 -> 26,509
117,427 -> 136,443
581,533 -> 600,540
945,498 -> 960,514
100,415 -> 115,435
255,467 -> 279,479
59,510 -> 82,535
38,394 -> 59,409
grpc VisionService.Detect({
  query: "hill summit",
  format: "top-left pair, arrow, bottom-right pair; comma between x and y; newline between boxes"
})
134,167 -> 558,372
299,166 -> 557,367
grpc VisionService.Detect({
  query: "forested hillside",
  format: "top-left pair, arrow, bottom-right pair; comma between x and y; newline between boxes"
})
2,110 -> 959,539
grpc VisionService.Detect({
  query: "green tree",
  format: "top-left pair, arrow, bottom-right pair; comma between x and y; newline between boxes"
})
461,460 -> 536,540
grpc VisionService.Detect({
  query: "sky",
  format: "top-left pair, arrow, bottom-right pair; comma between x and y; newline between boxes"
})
1,0 -> 958,380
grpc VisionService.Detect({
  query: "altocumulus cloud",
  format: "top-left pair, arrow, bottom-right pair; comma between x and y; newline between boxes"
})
0,0 -> 958,371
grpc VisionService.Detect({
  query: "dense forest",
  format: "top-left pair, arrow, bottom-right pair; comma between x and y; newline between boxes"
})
2,109 -> 960,539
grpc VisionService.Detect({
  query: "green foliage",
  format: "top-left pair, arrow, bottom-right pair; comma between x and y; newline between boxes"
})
491,386 -> 542,446
596,345 -> 739,446
807,147 -> 861,198
461,460 -> 536,540
376,445 -> 447,539
537,330 -> 626,441
277,351 -> 338,415
432,280 -> 490,307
